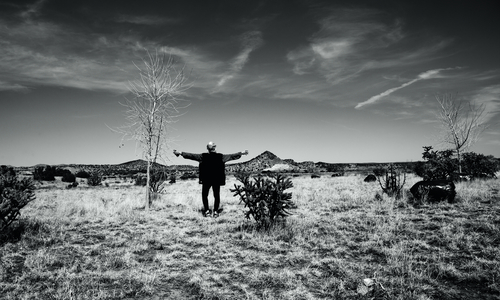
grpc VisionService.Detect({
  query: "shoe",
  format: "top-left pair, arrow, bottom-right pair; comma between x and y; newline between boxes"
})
213,211 -> 219,218
203,210 -> 211,217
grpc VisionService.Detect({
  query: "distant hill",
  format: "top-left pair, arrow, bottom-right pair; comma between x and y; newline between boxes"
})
226,151 -> 348,173
12,150 -> 419,176
226,150 -> 287,173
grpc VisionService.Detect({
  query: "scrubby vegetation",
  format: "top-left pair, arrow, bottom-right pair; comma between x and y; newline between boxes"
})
0,166 -> 36,232
61,170 -> 76,183
75,170 -> 91,179
374,164 -> 406,199
33,165 -> 56,181
231,172 -> 295,229
1,173 -> 498,299
414,146 -> 499,181
87,170 -> 103,187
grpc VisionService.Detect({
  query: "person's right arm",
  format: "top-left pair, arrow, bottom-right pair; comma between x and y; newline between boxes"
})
173,150 -> 203,162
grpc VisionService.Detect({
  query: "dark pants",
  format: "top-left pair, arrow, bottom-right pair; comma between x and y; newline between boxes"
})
202,183 -> 221,212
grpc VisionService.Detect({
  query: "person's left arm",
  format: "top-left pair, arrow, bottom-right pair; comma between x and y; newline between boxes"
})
222,150 -> 249,163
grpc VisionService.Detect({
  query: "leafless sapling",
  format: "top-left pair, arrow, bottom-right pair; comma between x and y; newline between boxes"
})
114,50 -> 191,209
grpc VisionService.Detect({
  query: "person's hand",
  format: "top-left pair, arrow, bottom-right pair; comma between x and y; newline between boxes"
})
173,150 -> 181,157
242,150 -> 249,155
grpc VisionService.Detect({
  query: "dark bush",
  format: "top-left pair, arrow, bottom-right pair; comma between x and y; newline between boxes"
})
414,146 -> 456,181
66,182 -> 78,189
87,171 -> 103,187
0,166 -> 16,177
180,172 -> 197,180
135,175 -> 147,186
231,172 -> 295,230
169,174 -> 176,184
75,170 -> 90,178
61,171 -> 76,183
462,152 -> 499,179
33,165 -> 55,181
373,167 -> 386,177
414,146 -> 499,181
1,168 -> 36,232
54,168 -> 68,177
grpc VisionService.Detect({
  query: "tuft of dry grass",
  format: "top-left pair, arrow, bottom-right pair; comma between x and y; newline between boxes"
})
1,174 -> 499,299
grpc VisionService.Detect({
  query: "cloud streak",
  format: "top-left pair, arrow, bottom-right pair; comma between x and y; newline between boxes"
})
355,67 -> 461,109
0,15 -> 223,94
115,15 -> 181,26
471,84 -> 500,124
215,31 -> 263,89
286,8 -> 451,86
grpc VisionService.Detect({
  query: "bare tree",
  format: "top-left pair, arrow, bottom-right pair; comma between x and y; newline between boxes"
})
116,50 -> 190,209
435,92 -> 488,173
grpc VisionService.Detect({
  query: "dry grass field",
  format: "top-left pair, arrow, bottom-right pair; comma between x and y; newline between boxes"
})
1,174 -> 499,299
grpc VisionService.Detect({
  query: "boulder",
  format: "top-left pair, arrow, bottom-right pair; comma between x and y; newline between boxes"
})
364,174 -> 377,182
410,180 -> 456,203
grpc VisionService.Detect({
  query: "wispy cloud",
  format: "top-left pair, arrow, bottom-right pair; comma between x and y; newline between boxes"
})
0,14 -> 223,94
115,15 -> 181,26
355,67 -> 461,109
471,84 -> 500,124
215,31 -> 263,89
0,80 -> 29,92
287,8 -> 451,86
19,0 -> 47,19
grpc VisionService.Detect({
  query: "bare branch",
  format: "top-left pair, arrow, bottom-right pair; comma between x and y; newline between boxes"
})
434,92 -> 488,173
112,49 -> 192,209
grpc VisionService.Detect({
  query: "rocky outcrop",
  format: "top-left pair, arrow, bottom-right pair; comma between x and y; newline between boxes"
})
410,180 -> 456,203
226,151 -> 295,173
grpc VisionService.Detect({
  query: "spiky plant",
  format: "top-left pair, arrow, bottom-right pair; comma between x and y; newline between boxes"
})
231,172 -> 295,230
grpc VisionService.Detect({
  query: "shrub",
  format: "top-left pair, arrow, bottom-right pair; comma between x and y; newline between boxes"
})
61,171 -> 76,183
54,168 -> 68,177
33,165 -> 55,181
414,146 -> 456,181
461,152 -> 499,179
414,146 -> 499,181
66,182 -> 78,189
135,175 -> 146,186
87,170 -> 103,187
180,172 -> 197,180
169,174 -> 176,184
372,167 -> 386,177
0,166 -> 15,177
231,172 -> 295,230
149,167 -> 169,193
1,168 -> 36,232
375,164 -> 406,199
75,170 -> 90,178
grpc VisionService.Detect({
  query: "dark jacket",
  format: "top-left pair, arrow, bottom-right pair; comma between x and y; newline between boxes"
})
181,151 -> 243,185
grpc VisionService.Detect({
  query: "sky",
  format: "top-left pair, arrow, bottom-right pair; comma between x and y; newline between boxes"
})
1,0 -> 499,167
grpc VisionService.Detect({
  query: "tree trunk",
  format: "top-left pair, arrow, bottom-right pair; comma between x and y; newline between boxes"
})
457,148 -> 462,174
145,159 -> 151,210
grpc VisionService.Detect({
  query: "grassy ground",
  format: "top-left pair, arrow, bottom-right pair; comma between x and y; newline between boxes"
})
1,174 -> 499,299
